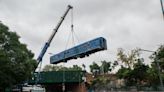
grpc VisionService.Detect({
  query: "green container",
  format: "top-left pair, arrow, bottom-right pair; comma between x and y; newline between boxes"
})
5,88 -> 11,92
29,71 -> 84,84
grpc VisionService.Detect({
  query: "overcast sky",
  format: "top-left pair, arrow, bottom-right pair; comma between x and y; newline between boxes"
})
0,0 -> 164,71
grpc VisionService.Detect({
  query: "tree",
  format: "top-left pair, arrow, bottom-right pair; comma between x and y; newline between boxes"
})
117,48 -> 140,69
116,48 -> 150,86
132,59 -> 149,85
89,62 -> 100,74
82,64 -> 86,70
100,60 -> 112,74
43,65 -> 61,71
150,45 -> 164,69
113,61 -> 118,67
69,65 -> 82,71
146,67 -> 159,86
116,66 -> 130,79
148,45 -> 164,86
116,59 -> 149,86
0,22 -> 37,89
42,64 -> 82,71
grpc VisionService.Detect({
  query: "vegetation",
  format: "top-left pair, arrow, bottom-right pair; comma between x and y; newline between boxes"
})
89,60 -> 117,74
0,21 -> 164,91
150,45 -> 164,70
89,46 -> 164,90
117,48 -> 140,69
89,62 -> 100,74
43,64 -> 82,71
116,47 -> 164,87
0,22 -> 37,90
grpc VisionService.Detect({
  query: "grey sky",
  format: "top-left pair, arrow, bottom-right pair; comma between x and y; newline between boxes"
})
0,0 -> 164,71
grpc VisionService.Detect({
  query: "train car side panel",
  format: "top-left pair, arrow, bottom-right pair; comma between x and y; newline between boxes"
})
50,37 -> 107,64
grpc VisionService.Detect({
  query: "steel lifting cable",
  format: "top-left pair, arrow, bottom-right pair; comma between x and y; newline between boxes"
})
70,8 -> 80,45
71,8 -> 75,46
62,8 -> 76,92
70,8 -> 82,91
70,8 -> 81,91
64,8 -> 77,49
70,6 -> 104,78
62,8 -> 83,91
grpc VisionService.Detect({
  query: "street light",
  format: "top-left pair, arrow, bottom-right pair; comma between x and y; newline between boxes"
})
139,48 -> 164,90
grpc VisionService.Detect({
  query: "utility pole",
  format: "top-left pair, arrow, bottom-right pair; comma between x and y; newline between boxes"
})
160,0 -> 164,19
139,48 -> 164,90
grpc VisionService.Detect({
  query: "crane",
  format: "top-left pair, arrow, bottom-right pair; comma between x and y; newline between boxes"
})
33,5 -> 73,85
36,5 -> 73,67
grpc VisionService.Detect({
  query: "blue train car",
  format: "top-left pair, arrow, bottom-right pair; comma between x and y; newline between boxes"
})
50,37 -> 107,64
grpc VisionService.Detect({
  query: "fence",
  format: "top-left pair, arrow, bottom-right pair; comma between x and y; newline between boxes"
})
88,86 -> 164,92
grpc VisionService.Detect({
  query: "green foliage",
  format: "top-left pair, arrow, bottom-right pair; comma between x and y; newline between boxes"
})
116,46 -> 164,87
0,22 -> 37,88
117,60 -> 149,86
42,64 -> 82,71
148,45 -> 164,86
89,62 -> 100,73
42,65 -> 59,71
150,45 -> 164,69
71,65 -> 82,71
146,67 -> 159,86
153,45 -> 164,59
116,66 -> 131,79
90,76 -> 111,89
131,59 -> 149,85
89,60 -> 114,74
117,48 -> 140,69
100,61 -> 112,73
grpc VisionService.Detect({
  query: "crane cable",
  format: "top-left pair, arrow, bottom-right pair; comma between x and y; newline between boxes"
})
70,8 -> 81,91
62,8 -> 79,92
70,8 -> 80,45
71,8 -> 82,92
64,8 -> 78,50
71,8 -> 75,46
61,7 -> 82,92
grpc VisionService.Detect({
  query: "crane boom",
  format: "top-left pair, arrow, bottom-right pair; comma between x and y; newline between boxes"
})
37,5 -> 73,65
